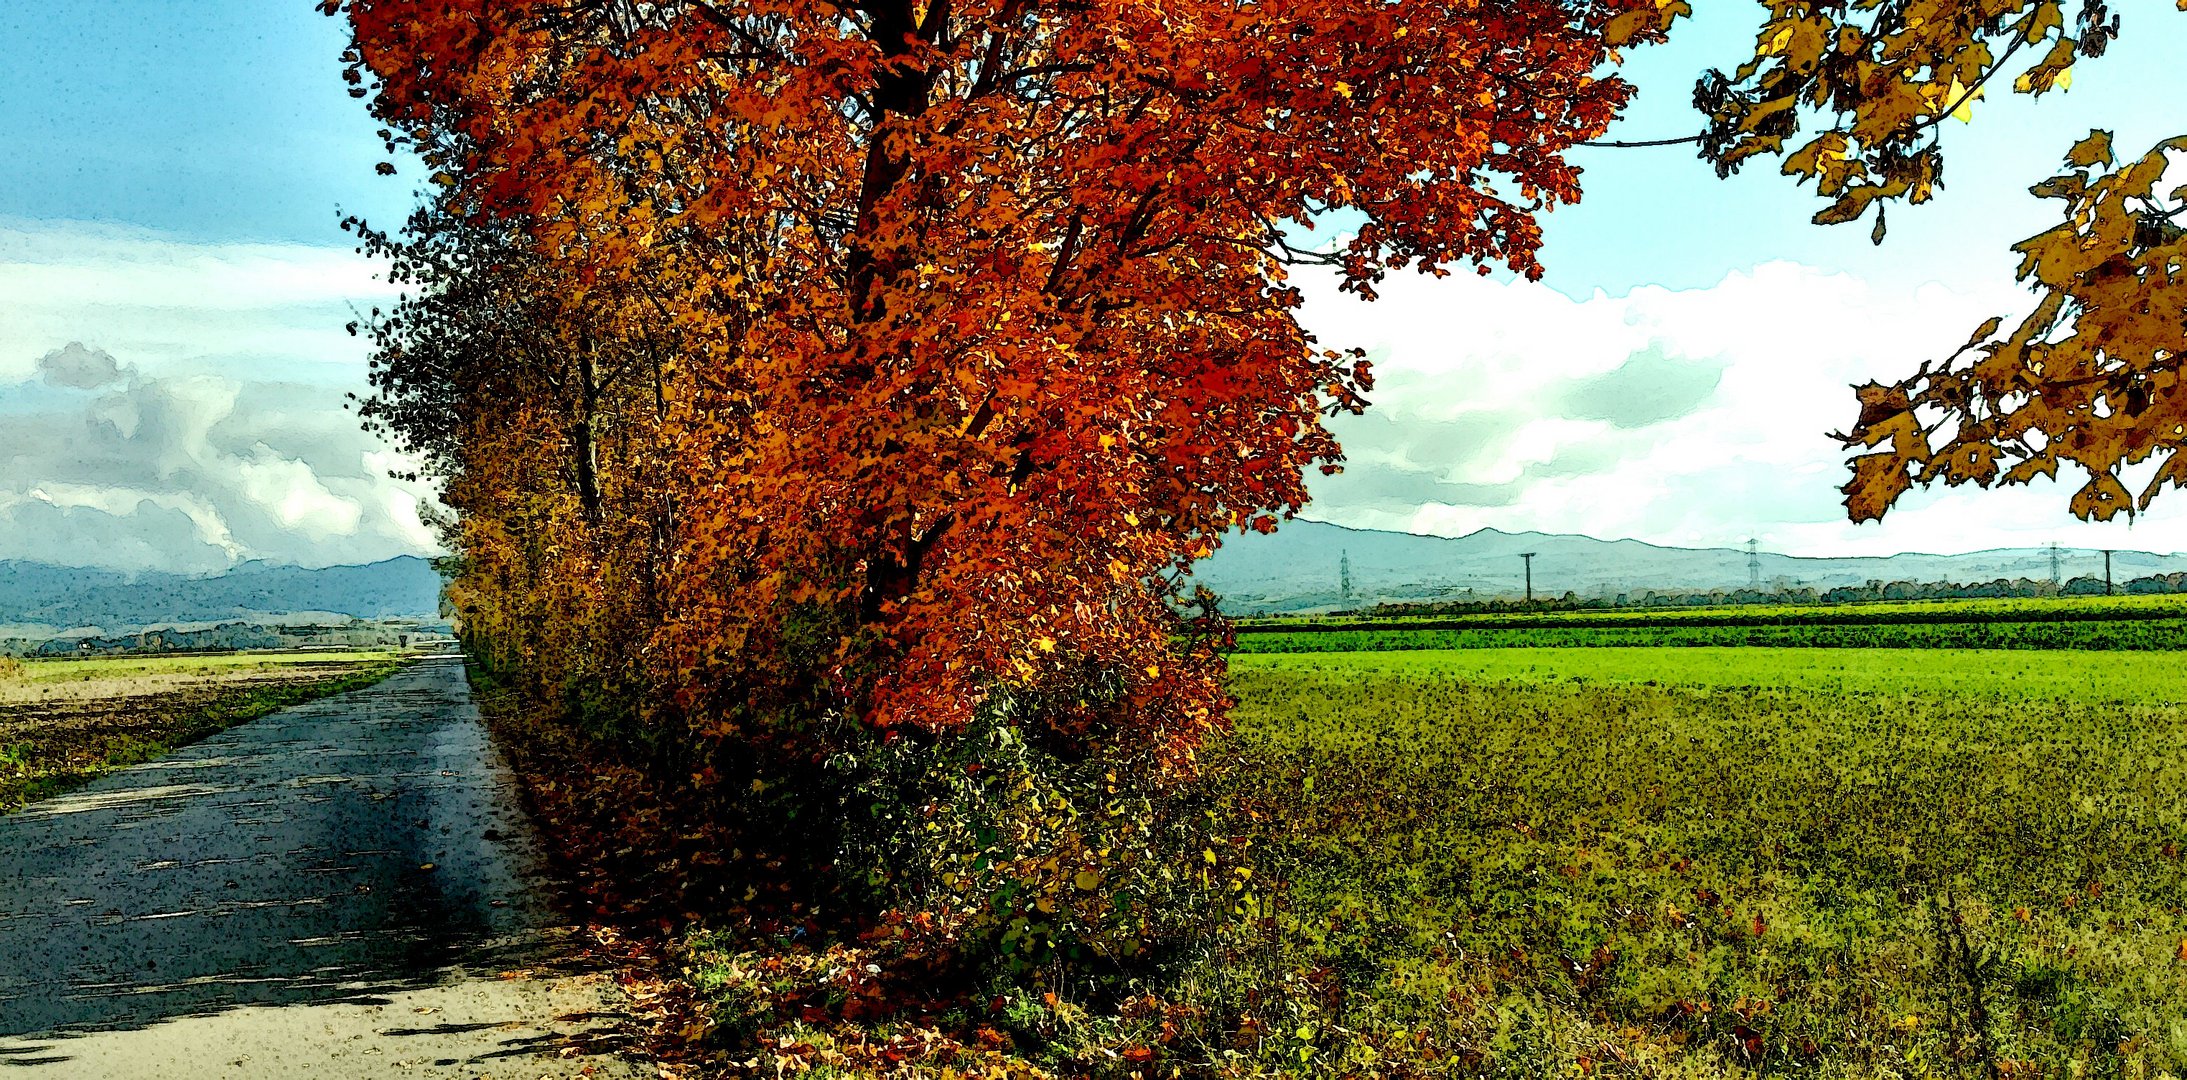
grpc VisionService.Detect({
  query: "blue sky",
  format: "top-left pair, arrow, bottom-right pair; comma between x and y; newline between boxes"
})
0,1 -> 409,245
1,2 -> 2184,570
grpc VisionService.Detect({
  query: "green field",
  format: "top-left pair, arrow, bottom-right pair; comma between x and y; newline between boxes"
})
5,650 -> 406,683
1241,594 -> 2187,629
1233,595 -> 2187,653
1216,648 -> 2187,1076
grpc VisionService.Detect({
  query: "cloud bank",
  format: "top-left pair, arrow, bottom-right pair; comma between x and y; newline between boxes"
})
1,222 -> 434,573
9,219 -> 2182,573
1296,261 -> 2187,558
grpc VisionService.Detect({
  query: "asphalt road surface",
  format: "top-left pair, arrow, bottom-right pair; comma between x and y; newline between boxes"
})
0,658 -> 637,1077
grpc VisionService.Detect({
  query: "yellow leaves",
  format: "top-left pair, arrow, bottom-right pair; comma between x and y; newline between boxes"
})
1783,133 -> 1859,195
1941,78 -> 1983,124
2070,472 -> 2134,522
2065,130 -> 2115,169
2020,2 -> 2066,44
1843,453 -> 1914,523
2015,37 -> 2080,96
1843,127 -> 2187,526
1812,184 -> 1887,227
1333,82 -> 1353,100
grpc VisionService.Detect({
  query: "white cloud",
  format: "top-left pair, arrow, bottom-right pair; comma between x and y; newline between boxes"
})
1297,261 -> 2187,557
0,218 -> 399,385
234,454 -> 362,538
0,220 -> 436,573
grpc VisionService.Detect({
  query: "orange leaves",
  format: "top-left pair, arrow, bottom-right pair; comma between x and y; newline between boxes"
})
336,0 -> 1680,769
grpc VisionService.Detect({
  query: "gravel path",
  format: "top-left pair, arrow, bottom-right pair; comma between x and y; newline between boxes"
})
0,658 -> 637,1077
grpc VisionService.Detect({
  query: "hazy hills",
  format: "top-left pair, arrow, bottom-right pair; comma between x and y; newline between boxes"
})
7,521 -> 2183,631
0,556 -> 445,637
1190,520 -> 2187,613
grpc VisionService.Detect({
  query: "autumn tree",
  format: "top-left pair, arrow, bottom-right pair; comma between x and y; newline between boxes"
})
331,0 -> 1684,768
345,195 -> 687,745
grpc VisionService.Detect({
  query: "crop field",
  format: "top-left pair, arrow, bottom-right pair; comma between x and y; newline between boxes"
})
1232,595 -> 2187,653
0,651 -> 405,811
1212,648 -> 2187,1076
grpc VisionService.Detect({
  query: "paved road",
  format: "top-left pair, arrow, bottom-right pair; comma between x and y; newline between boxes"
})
0,659 -> 636,1077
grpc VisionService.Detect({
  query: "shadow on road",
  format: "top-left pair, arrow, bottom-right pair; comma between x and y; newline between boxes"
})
0,660 -> 634,1076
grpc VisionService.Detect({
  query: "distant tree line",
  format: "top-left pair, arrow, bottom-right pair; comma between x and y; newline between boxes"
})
1364,573 -> 2187,619
0,619 -> 451,659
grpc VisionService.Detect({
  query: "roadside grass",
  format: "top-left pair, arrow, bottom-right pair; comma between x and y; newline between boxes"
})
0,651 -> 406,812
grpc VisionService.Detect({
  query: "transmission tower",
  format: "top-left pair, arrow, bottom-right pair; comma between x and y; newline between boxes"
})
2048,541 -> 2062,585
1747,539 -> 1762,589
1339,549 -> 1353,604
1519,552 -> 1536,603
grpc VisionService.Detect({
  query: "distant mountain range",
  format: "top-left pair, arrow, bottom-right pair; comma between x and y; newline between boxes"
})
1190,520 -> 2187,614
0,556 -> 445,637
6,522 -> 2182,633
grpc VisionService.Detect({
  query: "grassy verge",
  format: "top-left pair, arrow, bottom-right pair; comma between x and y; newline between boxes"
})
0,652 -> 406,811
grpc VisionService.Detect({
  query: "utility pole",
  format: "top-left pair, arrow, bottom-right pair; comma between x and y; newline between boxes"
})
2104,549 -> 2114,595
1520,552 -> 1536,603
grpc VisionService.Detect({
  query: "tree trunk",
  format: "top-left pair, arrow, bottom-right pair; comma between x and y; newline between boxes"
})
573,336 -> 603,521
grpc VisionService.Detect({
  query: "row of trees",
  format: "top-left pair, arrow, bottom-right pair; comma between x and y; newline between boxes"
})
332,0 -> 1687,937
330,0 -> 2183,981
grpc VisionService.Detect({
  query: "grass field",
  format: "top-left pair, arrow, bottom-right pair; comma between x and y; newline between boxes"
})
1214,648 -> 2187,1076
1232,595 -> 2187,653
1240,594 -> 2187,630
0,651 -> 405,811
